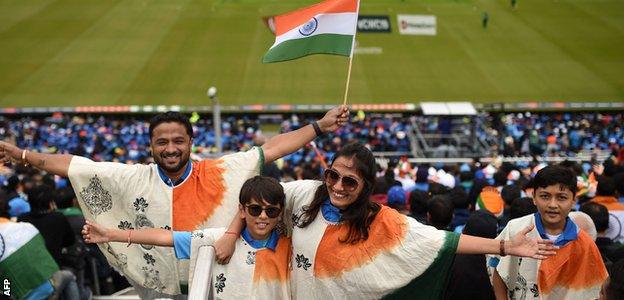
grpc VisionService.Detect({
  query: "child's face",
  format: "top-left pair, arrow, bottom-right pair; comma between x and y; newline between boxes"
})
240,198 -> 282,240
533,184 -> 575,231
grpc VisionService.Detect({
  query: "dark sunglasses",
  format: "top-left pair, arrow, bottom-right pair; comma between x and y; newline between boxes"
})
245,204 -> 281,218
324,168 -> 360,192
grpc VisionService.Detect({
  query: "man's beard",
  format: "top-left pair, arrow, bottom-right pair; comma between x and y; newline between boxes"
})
156,152 -> 189,173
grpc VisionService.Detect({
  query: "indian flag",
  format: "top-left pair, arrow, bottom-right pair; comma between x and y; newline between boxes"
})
0,219 -> 58,299
263,0 -> 359,63
475,186 -> 504,217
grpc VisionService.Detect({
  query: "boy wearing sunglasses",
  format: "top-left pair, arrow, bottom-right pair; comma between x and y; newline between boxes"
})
81,176 -> 291,298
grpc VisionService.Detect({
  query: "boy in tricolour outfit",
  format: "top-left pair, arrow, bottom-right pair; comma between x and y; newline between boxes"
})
82,176 -> 290,299
491,165 -> 608,299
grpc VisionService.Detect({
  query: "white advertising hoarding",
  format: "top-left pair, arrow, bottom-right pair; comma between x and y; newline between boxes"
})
397,15 -> 436,35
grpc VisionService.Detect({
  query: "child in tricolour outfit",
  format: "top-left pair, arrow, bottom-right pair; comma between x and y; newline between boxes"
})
82,176 -> 290,299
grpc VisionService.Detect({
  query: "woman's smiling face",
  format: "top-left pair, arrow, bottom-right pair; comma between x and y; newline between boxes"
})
325,156 -> 364,210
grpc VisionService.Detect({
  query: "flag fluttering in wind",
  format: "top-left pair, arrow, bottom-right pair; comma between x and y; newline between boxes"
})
263,0 -> 359,63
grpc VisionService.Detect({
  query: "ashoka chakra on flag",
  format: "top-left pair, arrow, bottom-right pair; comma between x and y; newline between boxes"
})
263,0 -> 360,63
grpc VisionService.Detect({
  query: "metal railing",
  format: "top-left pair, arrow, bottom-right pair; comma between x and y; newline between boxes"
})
189,246 -> 216,300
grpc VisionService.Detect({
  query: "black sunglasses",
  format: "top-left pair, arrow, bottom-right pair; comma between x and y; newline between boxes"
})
245,204 -> 281,218
324,168 -> 360,192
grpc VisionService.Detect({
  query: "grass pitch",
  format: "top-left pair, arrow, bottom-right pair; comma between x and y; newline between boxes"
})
0,0 -> 623,107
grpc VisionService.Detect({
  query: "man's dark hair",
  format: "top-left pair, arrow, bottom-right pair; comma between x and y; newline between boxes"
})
510,197 -> 537,220
596,176 -> 616,197
580,202 -> 609,233
41,174 -> 56,191
463,210 -> 498,239
0,189 -> 9,218
428,182 -> 449,196
6,175 -> 20,193
529,165 -> 577,196
613,172 -> 624,196
148,111 -> 193,140
409,190 -> 429,216
459,171 -> 474,182
558,160 -> 583,177
493,171 -> 508,187
501,184 -> 522,206
606,260 -> 624,299
26,184 -> 54,213
55,187 -> 76,209
372,177 -> 389,195
449,187 -> 470,209
239,176 -> 285,208
427,195 -> 454,230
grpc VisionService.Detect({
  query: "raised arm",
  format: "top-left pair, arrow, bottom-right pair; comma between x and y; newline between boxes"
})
261,105 -> 349,164
457,225 -> 557,259
82,220 -> 174,247
0,141 -> 73,177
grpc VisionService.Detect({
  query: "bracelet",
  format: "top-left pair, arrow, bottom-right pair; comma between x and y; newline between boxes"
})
21,149 -> 29,166
127,230 -> 132,247
500,240 -> 507,257
224,231 -> 239,237
312,121 -> 323,136
312,121 -> 323,137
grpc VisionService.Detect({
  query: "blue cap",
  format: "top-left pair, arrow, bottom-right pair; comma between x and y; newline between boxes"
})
460,164 -> 471,172
387,186 -> 406,206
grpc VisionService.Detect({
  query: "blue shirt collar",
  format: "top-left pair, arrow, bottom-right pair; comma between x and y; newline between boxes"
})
534,212 -> 578,247
241,228 -> 279,251
322,198 -> 342,223
157,162 -> 192,187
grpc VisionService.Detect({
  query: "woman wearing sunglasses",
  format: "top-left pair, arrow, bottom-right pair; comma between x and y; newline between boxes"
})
82,176 -> 292,299
281,142 -> 558,299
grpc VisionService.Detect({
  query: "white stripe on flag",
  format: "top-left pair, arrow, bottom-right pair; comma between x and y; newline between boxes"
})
271,12 -> 357,50
606,210 -> 624,243
0,221 -> 39,262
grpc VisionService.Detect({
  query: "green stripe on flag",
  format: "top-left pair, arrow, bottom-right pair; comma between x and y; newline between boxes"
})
476,195 -> 485,210
263,34 -> 353,63
382,232 -> 460,300
0,234 -> 58,299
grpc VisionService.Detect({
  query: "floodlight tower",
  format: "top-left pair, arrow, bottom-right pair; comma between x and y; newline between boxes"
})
207,86 -> 222,155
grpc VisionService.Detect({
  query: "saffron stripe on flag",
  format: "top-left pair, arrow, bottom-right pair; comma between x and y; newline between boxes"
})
271,13 -> 357,48
274,0 -> 358,35
263,34 -> 353,63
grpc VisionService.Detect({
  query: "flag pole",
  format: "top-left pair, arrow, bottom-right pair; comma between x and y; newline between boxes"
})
341,54 -> 354,107
342,0 -> 360,107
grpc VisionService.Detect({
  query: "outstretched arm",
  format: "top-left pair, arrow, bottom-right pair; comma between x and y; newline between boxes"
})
82,220 -> 174,247
262,105 -> 349,164
0,141 -> 73,177
457,225 -> 557,259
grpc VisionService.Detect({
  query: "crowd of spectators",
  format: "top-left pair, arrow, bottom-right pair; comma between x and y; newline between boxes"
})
485,112 -> 624,157
2,112 -> 623,166
1,110 -> 624,298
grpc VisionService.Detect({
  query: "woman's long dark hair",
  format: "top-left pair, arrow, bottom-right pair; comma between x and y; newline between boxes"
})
298,142 -> 380,244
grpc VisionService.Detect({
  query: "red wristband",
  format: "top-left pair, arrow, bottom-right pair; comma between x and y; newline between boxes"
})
224,231 -> 239,236
500,240 -> 507,256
